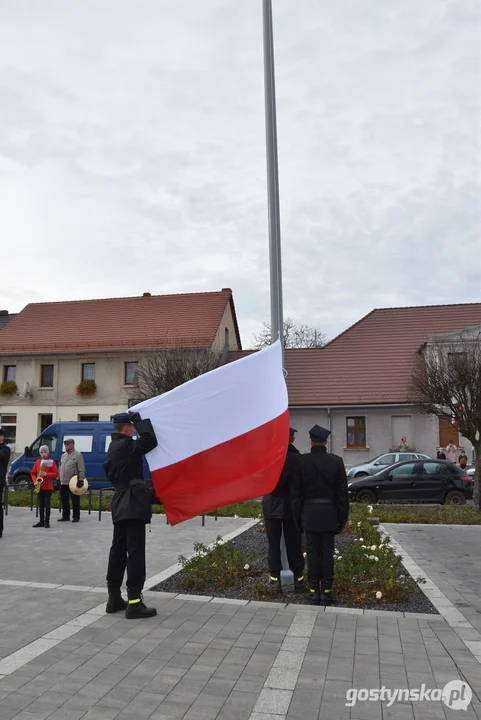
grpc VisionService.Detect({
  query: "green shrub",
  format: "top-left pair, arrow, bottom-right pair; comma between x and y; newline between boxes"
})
178,537 -> 254,592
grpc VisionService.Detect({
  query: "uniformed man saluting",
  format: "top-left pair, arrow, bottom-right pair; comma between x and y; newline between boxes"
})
104,411 -> 158,619
291,424 -> 349,606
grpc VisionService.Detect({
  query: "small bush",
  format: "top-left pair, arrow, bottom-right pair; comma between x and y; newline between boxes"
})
76,379 -> 97,397
179,537 -> 254,592
0,381 -> 17,396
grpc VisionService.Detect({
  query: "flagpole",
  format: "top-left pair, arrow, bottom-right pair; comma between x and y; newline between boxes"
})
262,0 -> 293,588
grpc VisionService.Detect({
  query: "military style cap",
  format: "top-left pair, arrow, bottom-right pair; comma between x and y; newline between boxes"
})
289,427 -> 297,436
309,424 -> 331,442
111,412 -> 133,424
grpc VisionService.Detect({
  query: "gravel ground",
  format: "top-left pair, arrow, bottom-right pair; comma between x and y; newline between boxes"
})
151,524 -> 439,613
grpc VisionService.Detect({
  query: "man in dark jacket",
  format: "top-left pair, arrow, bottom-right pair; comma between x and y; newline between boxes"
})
291,424 -> 349,606
104,411 -> 158,619
0,428 -> 11,539
262,427 -> 304,591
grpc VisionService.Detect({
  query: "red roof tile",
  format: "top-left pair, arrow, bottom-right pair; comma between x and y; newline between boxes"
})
0,290 -> 241,355
231,303 -> 481,406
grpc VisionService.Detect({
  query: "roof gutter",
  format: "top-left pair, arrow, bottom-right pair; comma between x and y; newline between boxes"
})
290,403 -> 416,409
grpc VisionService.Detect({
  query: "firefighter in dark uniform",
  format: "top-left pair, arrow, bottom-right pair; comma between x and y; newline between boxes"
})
104,411 -> 158,619
291,424 -> 349,606
0,428 -> 11,539
262,427 -> 305,591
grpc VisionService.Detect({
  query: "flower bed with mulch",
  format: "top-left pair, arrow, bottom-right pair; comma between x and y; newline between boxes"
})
151,505 -> 438,613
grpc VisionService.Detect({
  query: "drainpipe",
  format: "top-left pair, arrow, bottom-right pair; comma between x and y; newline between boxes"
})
327,407 -> 331,452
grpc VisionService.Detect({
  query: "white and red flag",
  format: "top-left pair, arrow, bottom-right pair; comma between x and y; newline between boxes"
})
130,341 -> 289,526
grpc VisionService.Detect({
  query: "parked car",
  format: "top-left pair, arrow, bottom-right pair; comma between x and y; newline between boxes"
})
348,459 -> 473,505
7,421 -> 151,490
346,452 -> 431,479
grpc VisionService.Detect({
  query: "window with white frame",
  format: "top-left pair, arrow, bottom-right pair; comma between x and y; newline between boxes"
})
1,414 -> 17,449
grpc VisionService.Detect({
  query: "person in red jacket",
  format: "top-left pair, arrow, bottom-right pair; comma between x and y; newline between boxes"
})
31,445 -> 58,529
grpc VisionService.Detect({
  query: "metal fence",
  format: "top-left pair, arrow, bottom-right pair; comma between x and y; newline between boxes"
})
2,482 -> 218,525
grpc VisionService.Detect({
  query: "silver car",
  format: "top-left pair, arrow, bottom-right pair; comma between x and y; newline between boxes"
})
346,452 -> 431,480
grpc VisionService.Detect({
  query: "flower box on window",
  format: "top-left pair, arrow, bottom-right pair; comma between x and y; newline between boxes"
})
75,379 -> 97,397
0,381 -> 17,396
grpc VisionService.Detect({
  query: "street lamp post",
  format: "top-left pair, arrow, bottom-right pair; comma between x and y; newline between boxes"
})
262,0 -> 293,588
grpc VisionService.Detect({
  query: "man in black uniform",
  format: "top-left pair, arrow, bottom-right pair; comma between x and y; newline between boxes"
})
262,427 -> 305,591
0,428 -> 11,539
291,424 -> 349,606
104,411 -> 158,619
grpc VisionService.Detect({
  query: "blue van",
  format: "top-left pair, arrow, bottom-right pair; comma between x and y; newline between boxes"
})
8,422 -> 151,490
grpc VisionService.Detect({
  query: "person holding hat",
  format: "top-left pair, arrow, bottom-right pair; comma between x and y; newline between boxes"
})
58,438 -> 86,522
291,424 -> 349,606
262,427 -> 305,592
30,446 -> 58,528
0,427 -> 11,539
104,410 -> 158,619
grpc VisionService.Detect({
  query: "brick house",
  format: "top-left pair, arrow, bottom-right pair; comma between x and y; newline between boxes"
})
0,289 -> 241,452
231,303 -> 481,463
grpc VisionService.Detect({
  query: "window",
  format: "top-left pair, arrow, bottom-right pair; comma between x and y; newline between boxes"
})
30,433 -> 58,457
40,364 -> 54,388
124,362 -> 139,386
81,363 -> 95,381
1,414 -> 16,447
39,414 -> 53,432
62,435 -> 93,453
79,414 -> 99,422
391,463 -> 416,477
346,417 -> 366,448
3,365 -> 16,382
374,454 -> 395,466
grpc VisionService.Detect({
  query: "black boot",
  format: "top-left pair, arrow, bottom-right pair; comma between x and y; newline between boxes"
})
320,586 -> 335,606
269,573 -> 282,592
106,587 -> 128,614
125,593 -> 157,619
33,522 -> 45,528
294,574 -> 306,593
308,582 -> 320,606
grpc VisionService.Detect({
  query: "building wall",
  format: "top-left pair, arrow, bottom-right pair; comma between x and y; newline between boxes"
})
212,303 -> 241,351
289,406 -> 472,465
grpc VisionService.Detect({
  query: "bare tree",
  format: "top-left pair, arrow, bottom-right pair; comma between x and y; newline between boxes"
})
253,317 -> 327,349
131,346 -> 226,401
409,329 -> 481,509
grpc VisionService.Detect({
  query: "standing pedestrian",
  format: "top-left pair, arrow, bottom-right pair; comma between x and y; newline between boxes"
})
437,449 -> 446,460
0,428 -> 11,539
58,438 -> 86,523
31,445 -> 58,528
262,427 -> 305,592
291,425 -> 349,606
104,411 -> 158,619
458,452 -> 468,470
445,440 -> 458,464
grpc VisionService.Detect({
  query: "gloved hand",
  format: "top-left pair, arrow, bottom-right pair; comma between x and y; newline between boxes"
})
128,411 -> 141,423
76,479 -> 84,489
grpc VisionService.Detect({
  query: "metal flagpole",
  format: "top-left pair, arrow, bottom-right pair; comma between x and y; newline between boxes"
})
262,0 -> 293,587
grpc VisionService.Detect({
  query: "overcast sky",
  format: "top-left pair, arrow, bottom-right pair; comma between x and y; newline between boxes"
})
1,0 -> 480,347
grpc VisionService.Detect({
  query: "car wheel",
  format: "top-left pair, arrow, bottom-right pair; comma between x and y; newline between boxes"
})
356,489 -> 377,504
444,490 -> 466,506
354,472 -> 369,478
11,474 -> 32,491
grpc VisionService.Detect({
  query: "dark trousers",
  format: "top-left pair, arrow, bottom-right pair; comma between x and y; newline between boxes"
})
60,484 -> 80,520
305,531 -> 335,589
38,490 -> 52,525
264,518 -> 304,576
0,484 -> 4,536
106,520 -> 146,597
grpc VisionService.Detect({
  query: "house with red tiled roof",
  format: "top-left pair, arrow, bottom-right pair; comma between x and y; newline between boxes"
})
0,289 -> 241,451
231,302 -> 481,464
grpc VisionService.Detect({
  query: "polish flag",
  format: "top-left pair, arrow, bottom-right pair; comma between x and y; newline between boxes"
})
130,341 -> 289,526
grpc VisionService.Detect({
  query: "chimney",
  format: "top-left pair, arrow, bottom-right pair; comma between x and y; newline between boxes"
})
0,310 -> 8,316
142,292 -> 151,297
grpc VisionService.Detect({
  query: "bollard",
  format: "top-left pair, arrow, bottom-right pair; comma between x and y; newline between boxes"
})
202,514 -> 205,527
88,489 -> 92,515
99,488 -> 103,521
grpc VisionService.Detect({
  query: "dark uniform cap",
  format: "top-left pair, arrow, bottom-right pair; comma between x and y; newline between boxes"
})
309,424 -> 331,442
111,412 -> 133,424
289,427 -> 297,436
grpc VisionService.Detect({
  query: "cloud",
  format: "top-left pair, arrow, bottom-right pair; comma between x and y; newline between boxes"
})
0,0 -> 479,345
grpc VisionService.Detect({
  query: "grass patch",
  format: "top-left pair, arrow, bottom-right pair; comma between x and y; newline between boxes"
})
373,504 -> 481,524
